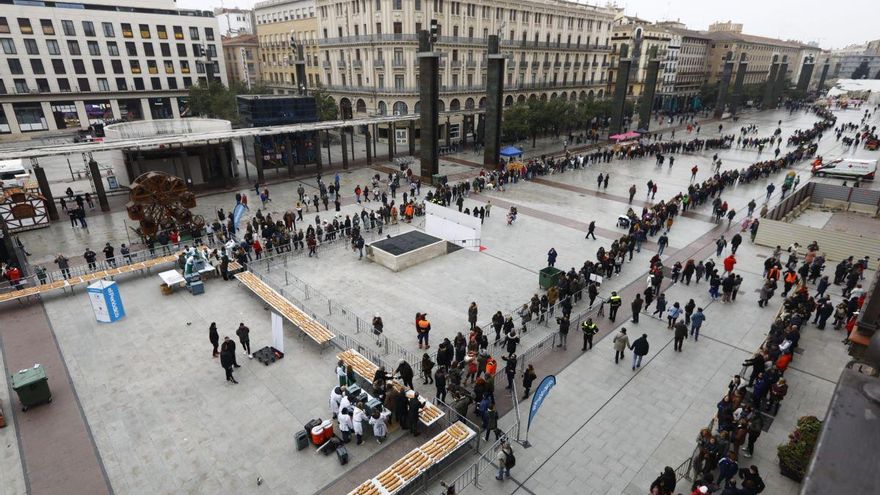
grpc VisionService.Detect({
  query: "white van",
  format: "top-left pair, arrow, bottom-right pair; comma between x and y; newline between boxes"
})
811,158 -> 877,181
0,158 -> 28,181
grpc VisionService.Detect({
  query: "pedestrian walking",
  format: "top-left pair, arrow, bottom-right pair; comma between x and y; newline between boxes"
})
691,308 -> 706,341
220,340 -> 238,384
613,328 -> 629,364
495,441 -> 515,480
556,314 -> 570,350
209,322 -> 220,357
581,318 -> 598,351
608,291 -> 622,322
585,221 -> 597,240
629,333 -> 649,370
236,323 -> 252,357
631,293 -> 643,323
522,365 -> 537,399
674,320 -> 687,352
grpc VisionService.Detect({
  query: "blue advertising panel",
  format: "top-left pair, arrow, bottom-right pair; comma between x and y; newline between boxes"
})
87,280 -> 125,323
527,375 -> 557,432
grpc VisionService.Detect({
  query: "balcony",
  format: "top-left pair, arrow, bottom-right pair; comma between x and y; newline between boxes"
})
336,59 -> 347,68
554,61 -> 561,68
320,33 -> 418,46
450,60 -> 461,69
466,60 -> 476,68
374,59 -> 385,69
353,59 -> 362,69
322,60 -> 331,68
543,61 -> 551,69
563,62 -> 571,69
392,59 -> 405,68
592,61 -> 599,67
531,61 -> 540,70
480,60 -> 487,69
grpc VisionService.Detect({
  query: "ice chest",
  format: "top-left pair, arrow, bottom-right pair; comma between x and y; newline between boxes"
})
295,430 -> 309,451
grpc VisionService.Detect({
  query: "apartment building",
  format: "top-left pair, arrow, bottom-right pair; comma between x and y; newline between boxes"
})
0,0 -> 226,138
254,0 -> 322,93
607,15 -> 671,102
316,0 -> 615,141
222,34 -> 261,89
214,7 -> 255,37
828,40 -> 880,80
703,23 -> 819,89
660,24 -> 710,111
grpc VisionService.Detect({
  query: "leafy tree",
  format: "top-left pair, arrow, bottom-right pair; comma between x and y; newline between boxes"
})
311,85 -> 339,121
188,81 -> 274,124
502,102 -> 530,143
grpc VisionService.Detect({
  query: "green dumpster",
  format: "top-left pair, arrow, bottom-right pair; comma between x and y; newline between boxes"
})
538,266 -> 564,290
11,365 -> 52,411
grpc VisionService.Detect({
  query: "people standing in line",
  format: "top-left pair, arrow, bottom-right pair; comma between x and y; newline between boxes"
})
435,366 -> 447,402
613,328 -> 629,364
83,247 -> 97,270
209,322 -> 220,357
54,253 -> 71,279
407,392 -> 424,436
236,322 -> 251,358
396,359 -> 415,390
522,365 -> 537,399
353,402 -> 368,444
630,333 -> 649,371
556,314 -> 570,350
421,353 -> 435,384
468,302 -> 479,330
338,408 -> 353,443
484,402 -> 501,442
369,410 -> 389,444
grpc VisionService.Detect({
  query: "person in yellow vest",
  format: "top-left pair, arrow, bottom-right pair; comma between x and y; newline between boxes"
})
608,292 -> 623,322
581,318 -> 598,351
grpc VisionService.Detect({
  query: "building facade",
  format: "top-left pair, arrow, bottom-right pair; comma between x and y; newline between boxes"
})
607,15 -> 671,102
661,25 -> 710,111
222,34 -> 261,89
703,24 -> 819,89
0,0 -> 227,138
829,40 -> 880,80
315,0 -> 615,142
214,8 -> 255,37
254,0 -> 321,93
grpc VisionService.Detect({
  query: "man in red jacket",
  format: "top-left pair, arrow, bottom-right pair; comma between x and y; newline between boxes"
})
723,254 -> 737,275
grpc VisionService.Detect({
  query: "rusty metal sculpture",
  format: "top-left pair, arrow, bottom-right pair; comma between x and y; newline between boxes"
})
125,171 -> 203,237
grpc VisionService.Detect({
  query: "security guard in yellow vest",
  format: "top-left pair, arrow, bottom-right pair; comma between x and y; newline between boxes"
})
608,292 -> 623,322
581,318 -> 598,351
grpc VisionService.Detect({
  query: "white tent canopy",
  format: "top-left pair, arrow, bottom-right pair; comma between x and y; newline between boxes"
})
826,79 -> 880,105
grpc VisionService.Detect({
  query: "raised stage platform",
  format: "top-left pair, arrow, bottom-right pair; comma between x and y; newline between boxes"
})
367,231 -> 449,271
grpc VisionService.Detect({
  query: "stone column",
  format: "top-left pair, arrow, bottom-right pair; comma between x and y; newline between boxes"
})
638,47 -> 660,131
730,54 -> 749,116
252,138 -> 265,183
217,143 -> 231,187
609,44 -> 631,136
418,30 -> 440,176
365,127 -> 373,165
41,102 -> 58,131
388,124 -> 395,160
140,98 -> 153,120
408,120 -> 416,157
797,56 -> 815,92
817,59 -> 830,92
295,45 -> 308,95
483,35 -> 505,168
74,100 -> 89,129
88,159 -> 111,212
771,57 -> 789,107
764,57 -> 780,108
33,164 -> 59,221
285,134 -> 294,177
714,53 -> 735,119
1,103 -> 21,134
341,127 -> 349,170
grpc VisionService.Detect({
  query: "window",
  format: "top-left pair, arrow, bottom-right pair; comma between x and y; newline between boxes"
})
41,19 -> 54,35
72,59 -> 86,74
67,40 -> 80,55
393,22 -> 402,34
164,60 -> 174,73
180,60 -> 190,73
77,78 -> 90,91
189,27 -> 199,40
182,76 -> 192,88
97,78 -> 110,91
157,25 -> 167,40
121,23 -> 132,38
0,38 -> 15,54
88,41 -> 100,56
125,42 -> 136,56
166,77 -> 177,89
205,28 -> 214,41
58,78 -> 71,91
129,60 -> 141,73
8,58 -> 23,74
62,20 -> 75,36
111,59 -> 123,74
82,21 -> 95,36
143,43 -> 154,57
102,22 -> 114,37
107,41 -> 118,56
115,77 -> 127,90
14,79 -> 28,93
206,44 -> 217,58
22,38 -> 37,54
52,59 -> 66,73
375,0 -> 381,10
31,58 -> 45,74
176,43 -> 186,57
36,78 -> 50,92
18,19 -> 33,35
0,18 -> 9,34
139,24 -> 150,38
394,75 -> 404,89
92,59 -> 105,73
393,0 -> 402,9
150,77 -> 161,90
195,61 -> 205,73
415,0 -> 421,10
192,43 -> 202,57
133,77 -> 144,90
173,26 -> 183,40
147,60 -> 158,74
160,43 -> 170,57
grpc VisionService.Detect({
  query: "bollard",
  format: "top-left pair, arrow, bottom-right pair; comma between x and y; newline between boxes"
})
285,272 -> 289,286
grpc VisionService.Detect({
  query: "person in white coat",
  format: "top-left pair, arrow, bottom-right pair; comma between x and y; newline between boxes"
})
336,360 -> 347,386
339,388 -> 352,416
337,407 -> 354,443
352,403 -> 368,445
329,386 -> 343,419
368,410 -> 390,444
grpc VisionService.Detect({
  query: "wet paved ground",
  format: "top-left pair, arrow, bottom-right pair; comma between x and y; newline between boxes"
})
1,106 -> 879,495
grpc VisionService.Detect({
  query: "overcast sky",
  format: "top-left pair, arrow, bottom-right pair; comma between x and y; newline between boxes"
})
180,0 -> 872,49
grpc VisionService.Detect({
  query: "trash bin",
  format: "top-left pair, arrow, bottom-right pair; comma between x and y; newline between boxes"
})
538,266 -> 564,290
11,365 -> 51,411
432,174 -> 447,186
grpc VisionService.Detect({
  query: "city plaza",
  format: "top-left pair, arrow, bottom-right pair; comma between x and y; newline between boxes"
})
0,105 -> 878,495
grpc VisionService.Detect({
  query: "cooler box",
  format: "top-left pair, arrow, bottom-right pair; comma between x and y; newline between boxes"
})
189,281 -> 205,295
538,266 -> 564,290
365,397 -> 383,416
11,365 -> 51,411
346,384 -> 362,400
294,430 -> 309,451
336,445 -> 349,465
